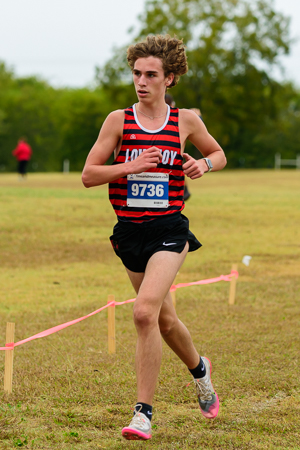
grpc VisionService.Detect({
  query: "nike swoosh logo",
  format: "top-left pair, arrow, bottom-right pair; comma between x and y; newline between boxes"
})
163,242 -> 176,246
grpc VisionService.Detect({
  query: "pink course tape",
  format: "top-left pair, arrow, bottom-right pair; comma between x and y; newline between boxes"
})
170,271 -> 238,291
0,271 -> 238,351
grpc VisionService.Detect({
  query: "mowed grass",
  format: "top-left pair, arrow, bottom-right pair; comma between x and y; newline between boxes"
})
0,170 -> 299,449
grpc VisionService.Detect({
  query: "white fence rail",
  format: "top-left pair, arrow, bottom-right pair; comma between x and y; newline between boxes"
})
275,153 -> 300,169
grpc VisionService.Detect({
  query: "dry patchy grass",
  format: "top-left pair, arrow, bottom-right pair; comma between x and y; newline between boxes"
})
0,171 -> 299,449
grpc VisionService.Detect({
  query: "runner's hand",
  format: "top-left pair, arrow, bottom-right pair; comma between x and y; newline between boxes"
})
129,147 -> 162,173
182,153 -> 207,179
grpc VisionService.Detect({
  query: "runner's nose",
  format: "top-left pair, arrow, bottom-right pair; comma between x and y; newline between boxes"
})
138,75 -> 147,86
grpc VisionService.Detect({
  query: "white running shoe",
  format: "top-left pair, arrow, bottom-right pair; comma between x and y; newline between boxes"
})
122,405 -> 152,440
193,356 -> 219,419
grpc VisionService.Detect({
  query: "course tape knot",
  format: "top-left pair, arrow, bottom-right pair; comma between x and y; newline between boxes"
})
0,270 -> 238,351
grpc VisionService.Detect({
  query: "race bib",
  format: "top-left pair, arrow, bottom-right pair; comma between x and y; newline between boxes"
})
127,172 -> 169,208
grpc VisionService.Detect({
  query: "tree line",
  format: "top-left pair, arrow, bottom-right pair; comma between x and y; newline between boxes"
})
1,0 -> 300,172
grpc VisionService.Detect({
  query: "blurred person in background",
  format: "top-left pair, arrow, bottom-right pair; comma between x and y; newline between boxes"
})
12,137 -> 32,179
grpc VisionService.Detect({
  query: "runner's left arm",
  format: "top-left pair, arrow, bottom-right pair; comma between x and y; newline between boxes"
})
179,109 -> 226,179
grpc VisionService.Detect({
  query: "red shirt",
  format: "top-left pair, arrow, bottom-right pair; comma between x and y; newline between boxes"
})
12,141 -> 32,161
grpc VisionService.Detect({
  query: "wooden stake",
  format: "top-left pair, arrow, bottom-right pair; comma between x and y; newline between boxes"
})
229,264 -> 238,305
4,322 -> 15,394
107,295 -> 116,354
171,290 -> 176,310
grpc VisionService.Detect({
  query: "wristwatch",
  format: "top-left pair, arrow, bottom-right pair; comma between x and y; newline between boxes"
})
202,157 -> 213,172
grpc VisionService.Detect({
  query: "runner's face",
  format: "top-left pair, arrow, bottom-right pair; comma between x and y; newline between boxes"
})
133,57 -> 173,102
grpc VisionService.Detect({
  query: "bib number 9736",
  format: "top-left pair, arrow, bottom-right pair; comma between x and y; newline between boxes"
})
127,172 -> 169,208
131,183 -> 164,197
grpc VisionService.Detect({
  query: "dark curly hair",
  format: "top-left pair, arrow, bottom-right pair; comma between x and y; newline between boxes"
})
127,35 -> 188,88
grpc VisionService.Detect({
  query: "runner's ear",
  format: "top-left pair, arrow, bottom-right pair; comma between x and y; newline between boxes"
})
165,73 -> 174,86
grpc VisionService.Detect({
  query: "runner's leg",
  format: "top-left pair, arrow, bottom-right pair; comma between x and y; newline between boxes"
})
126,243 -> 189,405
158,291 -> 199,368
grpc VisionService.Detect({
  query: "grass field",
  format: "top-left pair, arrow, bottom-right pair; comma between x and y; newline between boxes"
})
0,170 -> 299,449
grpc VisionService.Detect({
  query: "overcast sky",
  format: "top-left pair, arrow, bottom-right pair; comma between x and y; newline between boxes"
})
0,0 -> 299,88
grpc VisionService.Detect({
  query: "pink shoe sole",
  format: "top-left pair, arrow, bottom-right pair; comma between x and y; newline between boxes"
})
122,427 -> 152,440
202,394 -> 220,419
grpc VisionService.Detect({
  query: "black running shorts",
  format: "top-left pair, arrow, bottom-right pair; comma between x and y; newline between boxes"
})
109,213 -> 201,273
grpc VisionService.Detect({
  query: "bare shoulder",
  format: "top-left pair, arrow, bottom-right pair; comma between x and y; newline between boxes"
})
179,108 -> 199,117
178,108 -> 205,135
108,109 -> 125,119
86,109 -> 125,164
97,109 -> 125,141
179,108 -> 202,123
104,109 -> 125,128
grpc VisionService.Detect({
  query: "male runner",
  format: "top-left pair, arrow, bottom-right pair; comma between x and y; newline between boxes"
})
82,34 -> 227,441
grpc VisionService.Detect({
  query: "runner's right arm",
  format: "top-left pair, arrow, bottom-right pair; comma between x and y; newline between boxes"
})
82,110 -> 162,187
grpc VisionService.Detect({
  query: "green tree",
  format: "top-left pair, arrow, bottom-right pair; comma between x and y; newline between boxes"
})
0,65 -> 61,172
254,83 -> 300,166
0,63 -> 15,153
54,87 -> 114,171
0,62 -> 115,172
98,0 -> 297,167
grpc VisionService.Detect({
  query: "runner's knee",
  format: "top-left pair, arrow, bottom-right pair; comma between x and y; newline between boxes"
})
159,315 -> 177,336
133,303 -> 158,329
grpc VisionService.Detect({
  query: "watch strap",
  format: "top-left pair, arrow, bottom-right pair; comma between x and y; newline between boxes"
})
202,157 -> 213,172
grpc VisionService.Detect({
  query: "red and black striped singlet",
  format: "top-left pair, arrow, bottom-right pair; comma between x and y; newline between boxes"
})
109,104 -> 185,222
